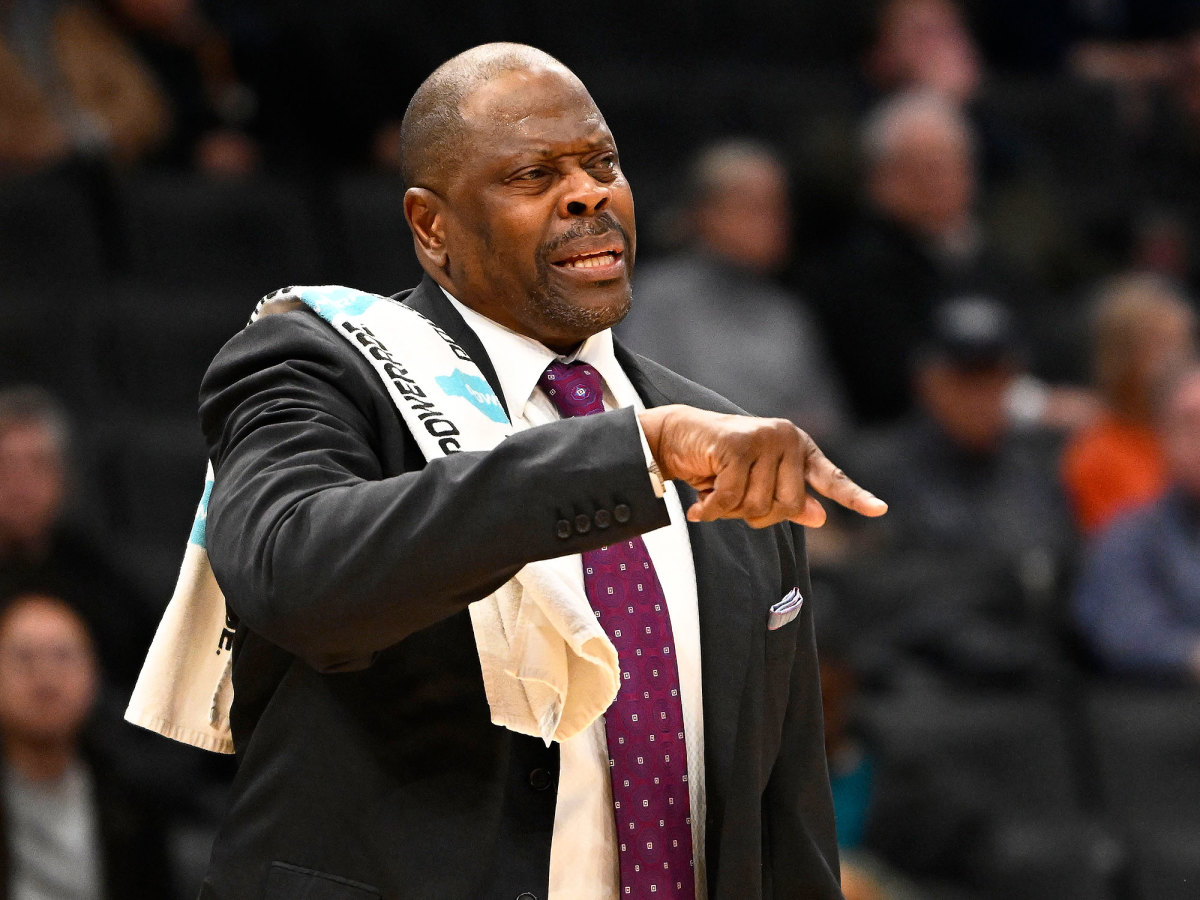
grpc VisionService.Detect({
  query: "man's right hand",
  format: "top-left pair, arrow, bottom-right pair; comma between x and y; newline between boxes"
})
638,405 -> 887,529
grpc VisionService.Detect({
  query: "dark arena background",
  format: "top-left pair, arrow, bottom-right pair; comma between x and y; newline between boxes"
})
1,1 -> 1199,897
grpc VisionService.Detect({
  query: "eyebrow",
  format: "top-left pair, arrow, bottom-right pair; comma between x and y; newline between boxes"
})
515,136 -> 615,163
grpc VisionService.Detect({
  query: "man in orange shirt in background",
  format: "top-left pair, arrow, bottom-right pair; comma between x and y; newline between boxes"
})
1061,273 -> 1196,534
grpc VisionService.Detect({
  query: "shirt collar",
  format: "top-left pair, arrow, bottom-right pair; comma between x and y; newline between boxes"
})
440,287 -> 632,418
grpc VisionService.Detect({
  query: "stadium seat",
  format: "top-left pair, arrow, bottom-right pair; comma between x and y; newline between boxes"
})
332,174 -> 425,296
0,290 -> 105,416
0,171 -> 107,288
93,414 -> 208,551
1086,684 -> 1200,899
858,686 -> 1121,900
1129,825 -> 1200,900
117,174 -> 328,293
94,287 -> 249,418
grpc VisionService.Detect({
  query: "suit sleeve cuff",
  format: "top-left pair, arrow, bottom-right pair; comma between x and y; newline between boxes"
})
634,415 -> 667,498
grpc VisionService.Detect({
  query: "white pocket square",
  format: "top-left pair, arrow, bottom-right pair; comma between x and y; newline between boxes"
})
767,587 -> 804,630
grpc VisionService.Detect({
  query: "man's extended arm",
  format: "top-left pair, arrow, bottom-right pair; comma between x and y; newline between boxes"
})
201,311 -> 885,672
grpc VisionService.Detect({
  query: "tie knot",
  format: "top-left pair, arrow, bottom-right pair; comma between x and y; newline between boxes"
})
539,361 -> 606,418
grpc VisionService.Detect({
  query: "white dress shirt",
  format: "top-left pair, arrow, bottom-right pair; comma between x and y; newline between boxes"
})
443,291 -> 708,900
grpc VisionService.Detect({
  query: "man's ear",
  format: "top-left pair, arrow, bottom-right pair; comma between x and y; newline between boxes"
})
405,187 -> 449,271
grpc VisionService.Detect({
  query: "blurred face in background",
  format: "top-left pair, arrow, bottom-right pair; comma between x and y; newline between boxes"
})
0,595 -> 97,750
0,422 -> 65,551
1163,371 -> 1200,498
696,155 -> 791,275
916,357 -> 1014,454
1093,276 -> 1197,419
870,105 -> 975,239
870,0 -> 981,103
1134,305 -> 1196,394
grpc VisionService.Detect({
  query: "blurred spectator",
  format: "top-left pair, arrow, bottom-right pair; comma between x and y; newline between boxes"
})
857,0 -> 1091,303
619,139 -> 848,437
101,0 -> 259,175
861,0 -> 1041,191
0,0 -> 168,173
833,297 -> 1073,683
0,388 -> 155,690
815,90 -> 1041,424
1073,364 -> 1200,682
0,590 -> 174,897
864,0 -> 981,106
1061,273 -> 1197,535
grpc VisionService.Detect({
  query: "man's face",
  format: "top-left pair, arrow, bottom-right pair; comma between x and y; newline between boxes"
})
436,67 -> 636,352
0,596 -> 97,748
917,358 -> 1014,454
873,114 -> 974,238
875,0 -> 981,102
698,160 -> 791,274
0,422 -> 65,548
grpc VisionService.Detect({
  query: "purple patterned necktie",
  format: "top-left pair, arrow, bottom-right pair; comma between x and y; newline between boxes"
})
539,360 -> 696,899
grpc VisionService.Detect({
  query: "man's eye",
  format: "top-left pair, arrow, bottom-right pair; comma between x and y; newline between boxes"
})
516,168 -> 550,181
589,155 -> 618,179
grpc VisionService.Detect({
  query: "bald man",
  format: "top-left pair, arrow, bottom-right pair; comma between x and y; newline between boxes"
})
196,43 -> 881,900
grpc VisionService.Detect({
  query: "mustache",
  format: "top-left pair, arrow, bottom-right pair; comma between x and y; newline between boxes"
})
541,213 -> 630,257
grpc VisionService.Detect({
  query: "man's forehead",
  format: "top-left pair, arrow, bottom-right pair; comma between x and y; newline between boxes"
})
459,66 -> 604,135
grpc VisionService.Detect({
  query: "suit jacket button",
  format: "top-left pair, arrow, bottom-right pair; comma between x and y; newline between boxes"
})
594,508 -> 612,529
613,503 -> 632,524
516,894 -> 537,900
555,519 -> 572,539
528,768 -> 553,791
574,513 -> 592,534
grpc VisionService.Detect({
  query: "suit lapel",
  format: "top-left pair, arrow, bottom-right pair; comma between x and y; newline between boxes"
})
617,340 -> 759,817
396,275 -> 510,419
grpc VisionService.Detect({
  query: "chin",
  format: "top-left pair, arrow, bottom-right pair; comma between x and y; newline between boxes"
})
528,282 -> 632,345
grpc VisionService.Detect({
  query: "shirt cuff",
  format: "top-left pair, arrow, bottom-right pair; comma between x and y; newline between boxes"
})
634,416 -> 667,498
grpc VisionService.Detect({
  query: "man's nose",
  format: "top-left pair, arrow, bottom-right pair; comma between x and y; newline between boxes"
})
559,171 -> 610,217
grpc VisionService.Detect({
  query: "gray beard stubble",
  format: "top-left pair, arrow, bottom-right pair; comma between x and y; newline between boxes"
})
529,213 -> 634,335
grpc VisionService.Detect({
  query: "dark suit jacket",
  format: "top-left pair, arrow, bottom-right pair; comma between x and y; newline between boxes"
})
197,276 -> 841,900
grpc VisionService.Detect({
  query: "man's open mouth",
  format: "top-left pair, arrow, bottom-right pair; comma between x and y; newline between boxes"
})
554,250 -> 623,270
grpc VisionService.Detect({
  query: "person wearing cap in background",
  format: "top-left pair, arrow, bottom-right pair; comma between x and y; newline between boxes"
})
826,297 -> 1074,685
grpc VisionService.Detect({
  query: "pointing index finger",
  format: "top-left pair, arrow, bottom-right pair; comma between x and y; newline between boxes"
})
803,439 -> 888,517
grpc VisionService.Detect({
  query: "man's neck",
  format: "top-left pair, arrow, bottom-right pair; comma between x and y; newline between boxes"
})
4,737 -> 78,783
0,530 -> 51,564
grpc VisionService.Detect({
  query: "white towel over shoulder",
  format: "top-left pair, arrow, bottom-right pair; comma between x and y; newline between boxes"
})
125,286 -> 620,752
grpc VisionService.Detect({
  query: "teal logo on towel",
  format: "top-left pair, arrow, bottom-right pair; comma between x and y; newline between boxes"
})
435,369 -> 508,424
299,286 -> 378,320
189,478 -> 213,548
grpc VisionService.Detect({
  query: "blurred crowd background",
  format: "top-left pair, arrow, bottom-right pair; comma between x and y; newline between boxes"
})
2,0 -> 1200,898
